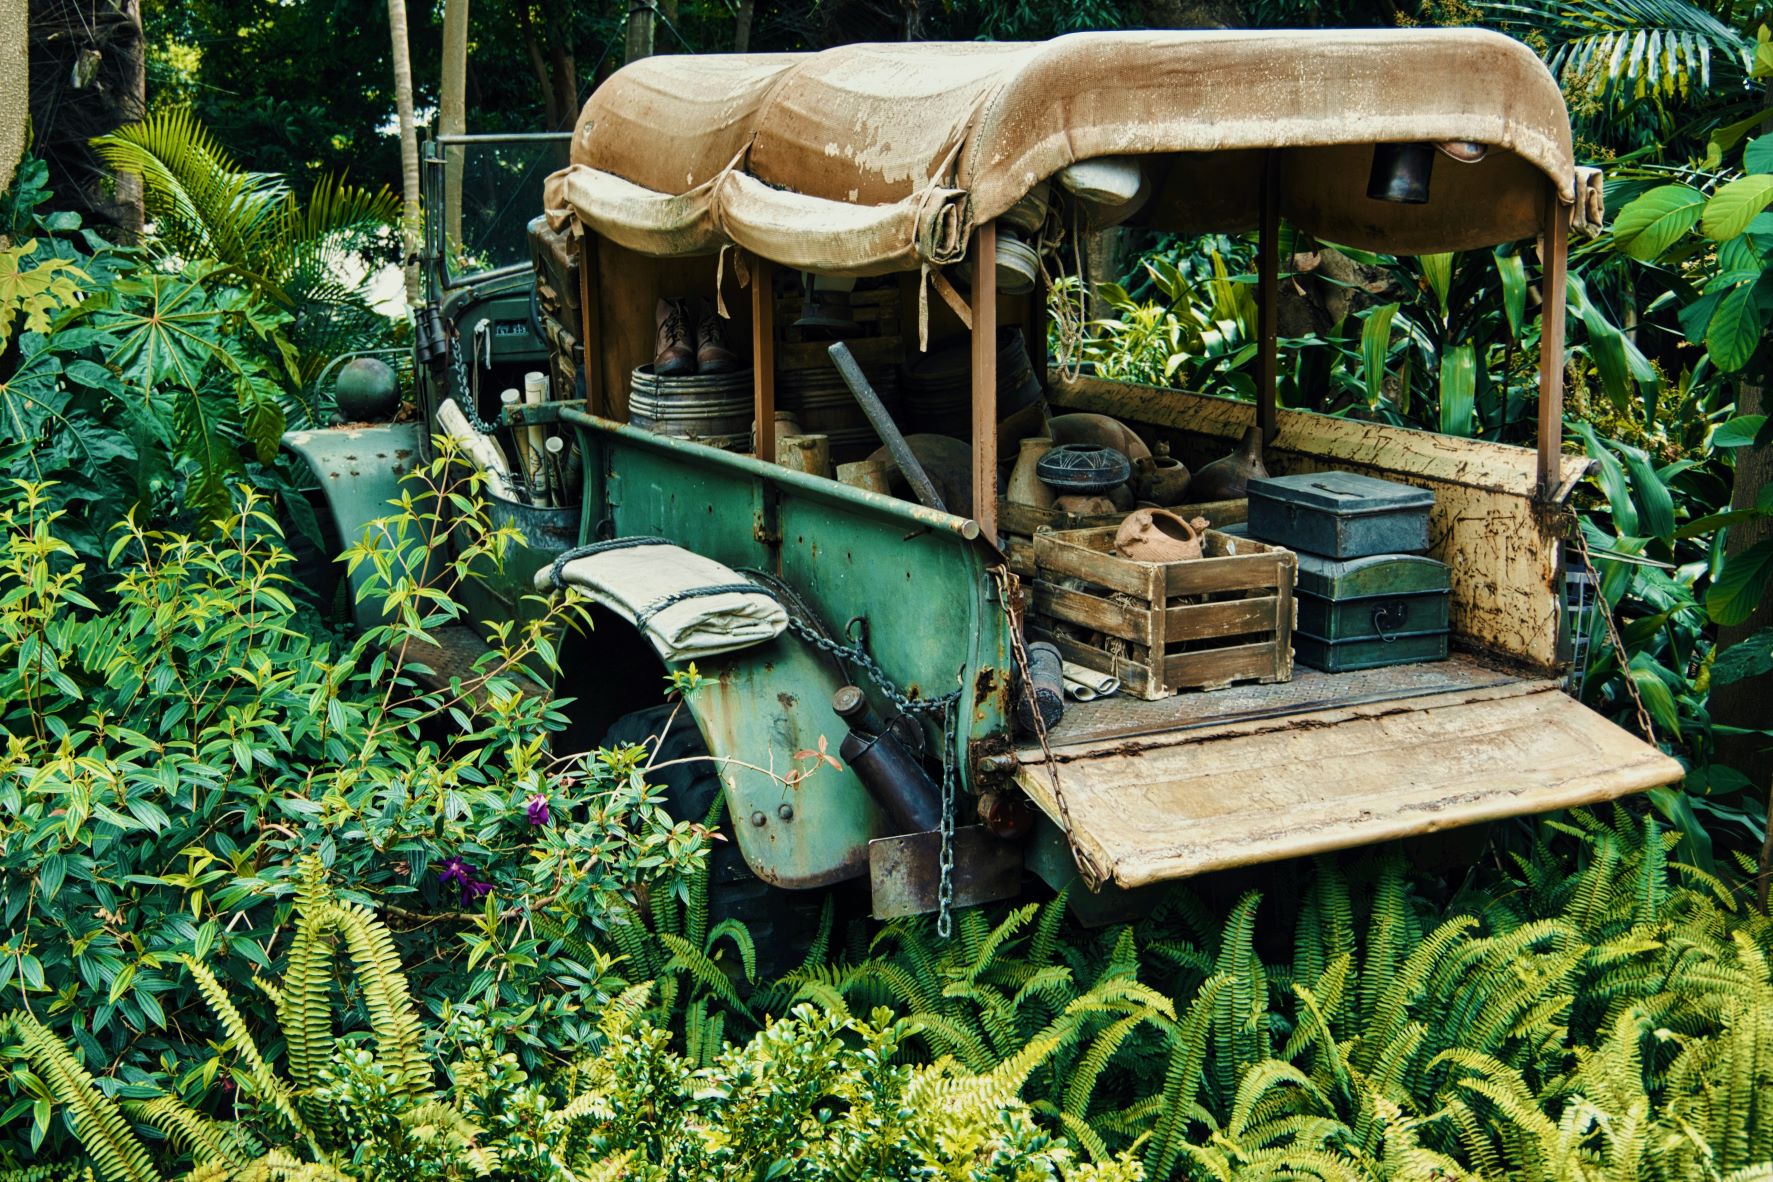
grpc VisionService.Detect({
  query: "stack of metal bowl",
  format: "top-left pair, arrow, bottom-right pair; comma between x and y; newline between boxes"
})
902,327 -> 1044,437
778,363 -> 903,463
627,364 -> 754,452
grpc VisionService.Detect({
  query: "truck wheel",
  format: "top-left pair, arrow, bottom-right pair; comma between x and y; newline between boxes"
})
600,704 -> 826,982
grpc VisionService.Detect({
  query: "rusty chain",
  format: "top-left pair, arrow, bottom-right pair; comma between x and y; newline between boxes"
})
1567,510 -> 1658,745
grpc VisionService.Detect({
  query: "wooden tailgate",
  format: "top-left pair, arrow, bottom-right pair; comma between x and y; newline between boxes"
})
1010,681 -> 1683,888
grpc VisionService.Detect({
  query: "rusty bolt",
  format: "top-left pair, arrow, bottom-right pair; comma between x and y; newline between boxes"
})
750,811 -> 767,827
776,803 -> 794,821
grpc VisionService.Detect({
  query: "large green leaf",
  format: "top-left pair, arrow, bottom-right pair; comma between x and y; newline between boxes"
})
1360,303 -> 1400,406
1704,280 -> 1764,371
1615,441 -> 1676,539
1711,627 -> 1773,686
1575,420 -> 1639,536
1747,135 -> 1773,175
1493,250 -> 1527,341
1706,538 -> 1773,626
1712,414 -> 1767,447
1419,253 -> 1453,319
1610,184 -> 1705,260
1439,344 -> 1476,437
1700,174 -> 1773,240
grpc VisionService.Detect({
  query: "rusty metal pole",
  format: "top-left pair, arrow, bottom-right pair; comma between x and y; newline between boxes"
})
1257,150 -> 1280,449
752,257 -> 777,463
1537,190 -> 1570,498
972,223 -> 999,539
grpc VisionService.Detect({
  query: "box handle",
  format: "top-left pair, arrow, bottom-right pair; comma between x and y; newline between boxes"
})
1372,600 -> 1410,643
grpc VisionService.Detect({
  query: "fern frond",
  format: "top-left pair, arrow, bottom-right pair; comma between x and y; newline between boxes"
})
12,1012 -> 161,1182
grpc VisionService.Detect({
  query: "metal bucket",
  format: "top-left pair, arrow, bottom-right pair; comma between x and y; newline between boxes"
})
628,365 -> 754,447
781,364 -> 902,462
903,327 -> 1041,436
487,492 -> 578,553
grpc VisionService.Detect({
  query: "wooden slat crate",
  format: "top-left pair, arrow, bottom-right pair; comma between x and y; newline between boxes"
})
1000,496 -> 1251,580
1030,527 -> 1296,700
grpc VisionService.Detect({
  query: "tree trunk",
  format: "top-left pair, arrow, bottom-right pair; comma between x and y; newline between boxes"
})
733,0 -> 755,51
626,0 -> 655,64
0,0 -> 26,201
388,0 -> 422,306
1711,379 -> 1773,794
440,0 -> 469,249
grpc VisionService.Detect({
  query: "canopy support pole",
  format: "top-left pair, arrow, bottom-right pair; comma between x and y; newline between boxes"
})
972,222 -> 999,541
1256,150 -> 1279,447
1537,194 -> 1568,497
753,257 -> 777,464
578,233 -> 603,414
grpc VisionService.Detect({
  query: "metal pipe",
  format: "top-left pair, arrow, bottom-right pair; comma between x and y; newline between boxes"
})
827,340 -> 948,513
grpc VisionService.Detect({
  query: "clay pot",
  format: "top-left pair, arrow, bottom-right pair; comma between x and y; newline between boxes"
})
1048,413 -> 1151,462
1133,443 -> 1192,505
1105,482 -> 1135,511
1189,426 -> 1269,502
837,459 -> 892,494
1113,509 -> 1212,563
1007,437 -> 1056,509
1053,494 -> 1117,517
777,433 -> 831,477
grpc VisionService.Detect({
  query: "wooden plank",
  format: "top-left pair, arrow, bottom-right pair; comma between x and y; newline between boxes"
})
1034,631 -> 1158,698
1163,641 -> 1280,690
778,335 -> 904,372
1034,581 -> 1156,645
1012,685 -> 1685,887
1256,149 -> 1279,447
752,257 -> 776,462
1032,531 -> 1150,596
1165,594 -> 1280,641
1538,190 -> 1569,497
1165,551 -> 1290,598
972,223 -> 998,539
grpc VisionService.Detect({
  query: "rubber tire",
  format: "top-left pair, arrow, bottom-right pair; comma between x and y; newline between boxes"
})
600,704 -> 827,981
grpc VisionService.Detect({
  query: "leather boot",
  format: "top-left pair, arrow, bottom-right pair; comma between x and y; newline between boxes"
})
654,297 -> 695,377
694,302 -> 744,374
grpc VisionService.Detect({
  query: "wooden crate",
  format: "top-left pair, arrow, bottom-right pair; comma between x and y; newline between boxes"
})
1030,527 -> 1295,700
1000,496 -> 1251,580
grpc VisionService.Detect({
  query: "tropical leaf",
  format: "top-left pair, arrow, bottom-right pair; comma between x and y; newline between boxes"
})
1707,538 -> 1773,626
1361,303 -> 1400,405
1702,174 -> 1773,241
1439,343 -> 1477,437
1611,184 -> 1705,260
1704,280 -> 1764,372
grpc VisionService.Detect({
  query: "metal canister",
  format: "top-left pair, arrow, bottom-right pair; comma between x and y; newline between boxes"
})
832,686 -> 942,835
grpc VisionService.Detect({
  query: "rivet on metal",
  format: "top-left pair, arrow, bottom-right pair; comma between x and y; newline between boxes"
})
750,811 -> 768,827
776,803 -> 794,821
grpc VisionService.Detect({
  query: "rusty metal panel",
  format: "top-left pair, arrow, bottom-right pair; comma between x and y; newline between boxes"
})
869,825 -> 1024,919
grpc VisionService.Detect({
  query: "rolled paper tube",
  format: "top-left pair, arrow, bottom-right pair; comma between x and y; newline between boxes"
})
522,371 -> 551,507
1061,662 -> 1121,699
437,399 -> 513,498
544,436 -> 569,505
1063,677 -> 1099,702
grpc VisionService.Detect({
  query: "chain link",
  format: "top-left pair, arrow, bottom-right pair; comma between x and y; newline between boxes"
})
778,612 -> 965,934
1567,513 -> 1659,745
449,329 -> 503,435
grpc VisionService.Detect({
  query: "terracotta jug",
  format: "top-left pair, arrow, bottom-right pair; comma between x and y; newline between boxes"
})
1008,437 -> 1056,509
1189,426 -> 1268,502
1113,509 -> 1211,563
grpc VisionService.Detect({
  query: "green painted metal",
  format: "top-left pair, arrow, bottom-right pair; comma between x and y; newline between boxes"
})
281,423 -> 431,630
559,406 -> 1015,888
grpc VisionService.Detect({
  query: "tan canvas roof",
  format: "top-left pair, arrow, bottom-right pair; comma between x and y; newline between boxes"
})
545,29 -> 1597,273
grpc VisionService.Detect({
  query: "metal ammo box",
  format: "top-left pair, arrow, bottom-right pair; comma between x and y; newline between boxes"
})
1247,471 -> 1433,559
1292,550 -> 1450,672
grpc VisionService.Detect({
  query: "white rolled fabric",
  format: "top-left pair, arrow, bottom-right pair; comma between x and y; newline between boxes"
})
1062,661 -> 1120,701
535,540 -> 787,661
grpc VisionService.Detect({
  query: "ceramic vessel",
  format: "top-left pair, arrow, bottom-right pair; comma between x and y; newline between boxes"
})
836,459 -> 892,494
1133,442 -> 1192,504
1052,494 -> 1117,517
1189,426 -> 1269,502
777,433 -> 830,477
1113,508 -> 1212,563
1048,412 -> 1151,461
1007,437 -> 1057,508
1036,444 -> 1133,494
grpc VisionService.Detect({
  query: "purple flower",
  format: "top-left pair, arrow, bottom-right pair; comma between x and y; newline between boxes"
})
525,794 -> 551,827
438,857 -> 492,906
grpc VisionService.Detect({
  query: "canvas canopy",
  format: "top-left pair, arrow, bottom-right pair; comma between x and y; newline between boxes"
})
543,29 -> 1602,275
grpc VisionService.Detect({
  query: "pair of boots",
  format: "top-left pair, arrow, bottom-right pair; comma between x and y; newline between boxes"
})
655,297 -> 742,377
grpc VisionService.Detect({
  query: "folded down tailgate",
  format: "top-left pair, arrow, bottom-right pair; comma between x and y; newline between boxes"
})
1010,680 -> 1683,888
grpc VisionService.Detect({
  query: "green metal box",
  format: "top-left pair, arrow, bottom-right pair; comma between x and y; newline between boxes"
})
1247,471 -> 1433,558
1292,550 -> 1450,672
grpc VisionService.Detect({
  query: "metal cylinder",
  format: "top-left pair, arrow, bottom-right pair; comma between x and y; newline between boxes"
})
833,685 -> 942,835
627,364 -> 753,450
1015,640 -> 1066,735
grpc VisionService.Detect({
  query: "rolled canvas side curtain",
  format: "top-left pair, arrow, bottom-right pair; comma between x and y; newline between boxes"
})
1570,166 -> 1605,238
543,163 -> 970,275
